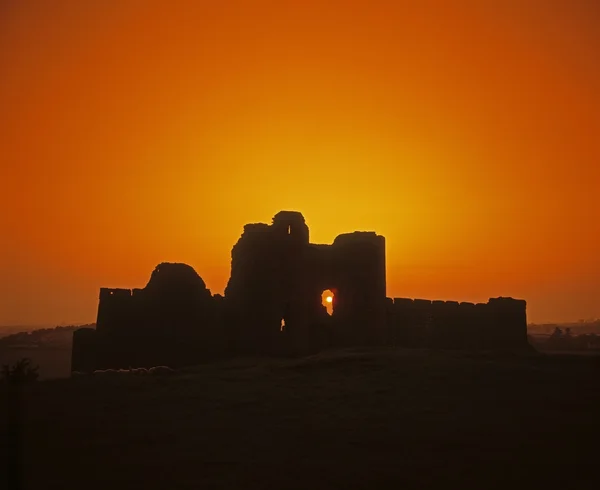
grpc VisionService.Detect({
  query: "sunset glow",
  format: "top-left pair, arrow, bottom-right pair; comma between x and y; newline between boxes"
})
1,0 -> 599,326
322,290 -> 335,316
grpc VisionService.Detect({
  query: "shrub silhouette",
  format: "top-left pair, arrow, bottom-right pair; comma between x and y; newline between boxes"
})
1,358 -> 40,384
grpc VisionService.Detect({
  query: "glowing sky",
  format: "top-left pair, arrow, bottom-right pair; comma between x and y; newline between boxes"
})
1,0 -> 599,326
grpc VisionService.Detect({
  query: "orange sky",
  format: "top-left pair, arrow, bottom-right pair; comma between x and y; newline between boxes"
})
1,0 -> 599,326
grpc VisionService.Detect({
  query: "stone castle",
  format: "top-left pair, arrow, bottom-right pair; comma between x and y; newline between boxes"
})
72,211 -> 528,372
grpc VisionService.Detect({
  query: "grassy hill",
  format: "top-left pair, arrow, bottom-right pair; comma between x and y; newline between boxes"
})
2,348 -> 599,489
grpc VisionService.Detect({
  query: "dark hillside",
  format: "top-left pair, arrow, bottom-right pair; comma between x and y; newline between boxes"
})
2,348 -> 598,489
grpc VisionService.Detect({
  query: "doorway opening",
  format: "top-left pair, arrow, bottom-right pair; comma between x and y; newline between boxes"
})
321,289 -> 334,316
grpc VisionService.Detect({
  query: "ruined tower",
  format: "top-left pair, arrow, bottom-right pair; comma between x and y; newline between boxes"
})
224,211 -> 388,355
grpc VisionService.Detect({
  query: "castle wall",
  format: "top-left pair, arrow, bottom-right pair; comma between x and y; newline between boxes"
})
96,288 -> 134,334
386,296 -> 528,350
72,211 -> 530,373
73,263 -> 220,372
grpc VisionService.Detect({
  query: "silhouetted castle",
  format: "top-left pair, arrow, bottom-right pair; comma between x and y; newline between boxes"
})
72,211 -> 528,371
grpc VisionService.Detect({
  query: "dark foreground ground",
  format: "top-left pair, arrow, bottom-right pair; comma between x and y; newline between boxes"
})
2,348 -> 599,489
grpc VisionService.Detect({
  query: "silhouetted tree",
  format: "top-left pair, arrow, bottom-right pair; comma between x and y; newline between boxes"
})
1,358 -> 39,385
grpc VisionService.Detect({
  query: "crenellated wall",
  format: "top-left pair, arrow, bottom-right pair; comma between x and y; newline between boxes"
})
386,296 -> 527,349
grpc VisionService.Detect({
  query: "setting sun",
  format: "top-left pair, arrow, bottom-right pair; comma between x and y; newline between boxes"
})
321,289 -> 335,316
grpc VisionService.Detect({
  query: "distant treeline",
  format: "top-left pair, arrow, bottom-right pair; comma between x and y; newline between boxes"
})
528,320 -> 600,335
529,327 -> 600,353
0,324 -> 95,349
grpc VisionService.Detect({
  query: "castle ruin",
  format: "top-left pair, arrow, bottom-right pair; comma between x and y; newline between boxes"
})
72,211 -> 528,371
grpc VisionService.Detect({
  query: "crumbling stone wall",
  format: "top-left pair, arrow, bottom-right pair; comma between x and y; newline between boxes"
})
72,211 -> 530,373
72,263 -> 220,372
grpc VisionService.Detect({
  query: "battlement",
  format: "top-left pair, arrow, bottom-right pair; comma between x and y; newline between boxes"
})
386,296 -> 528,349
488,297 -> 527,308
391,296 -> 525,306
